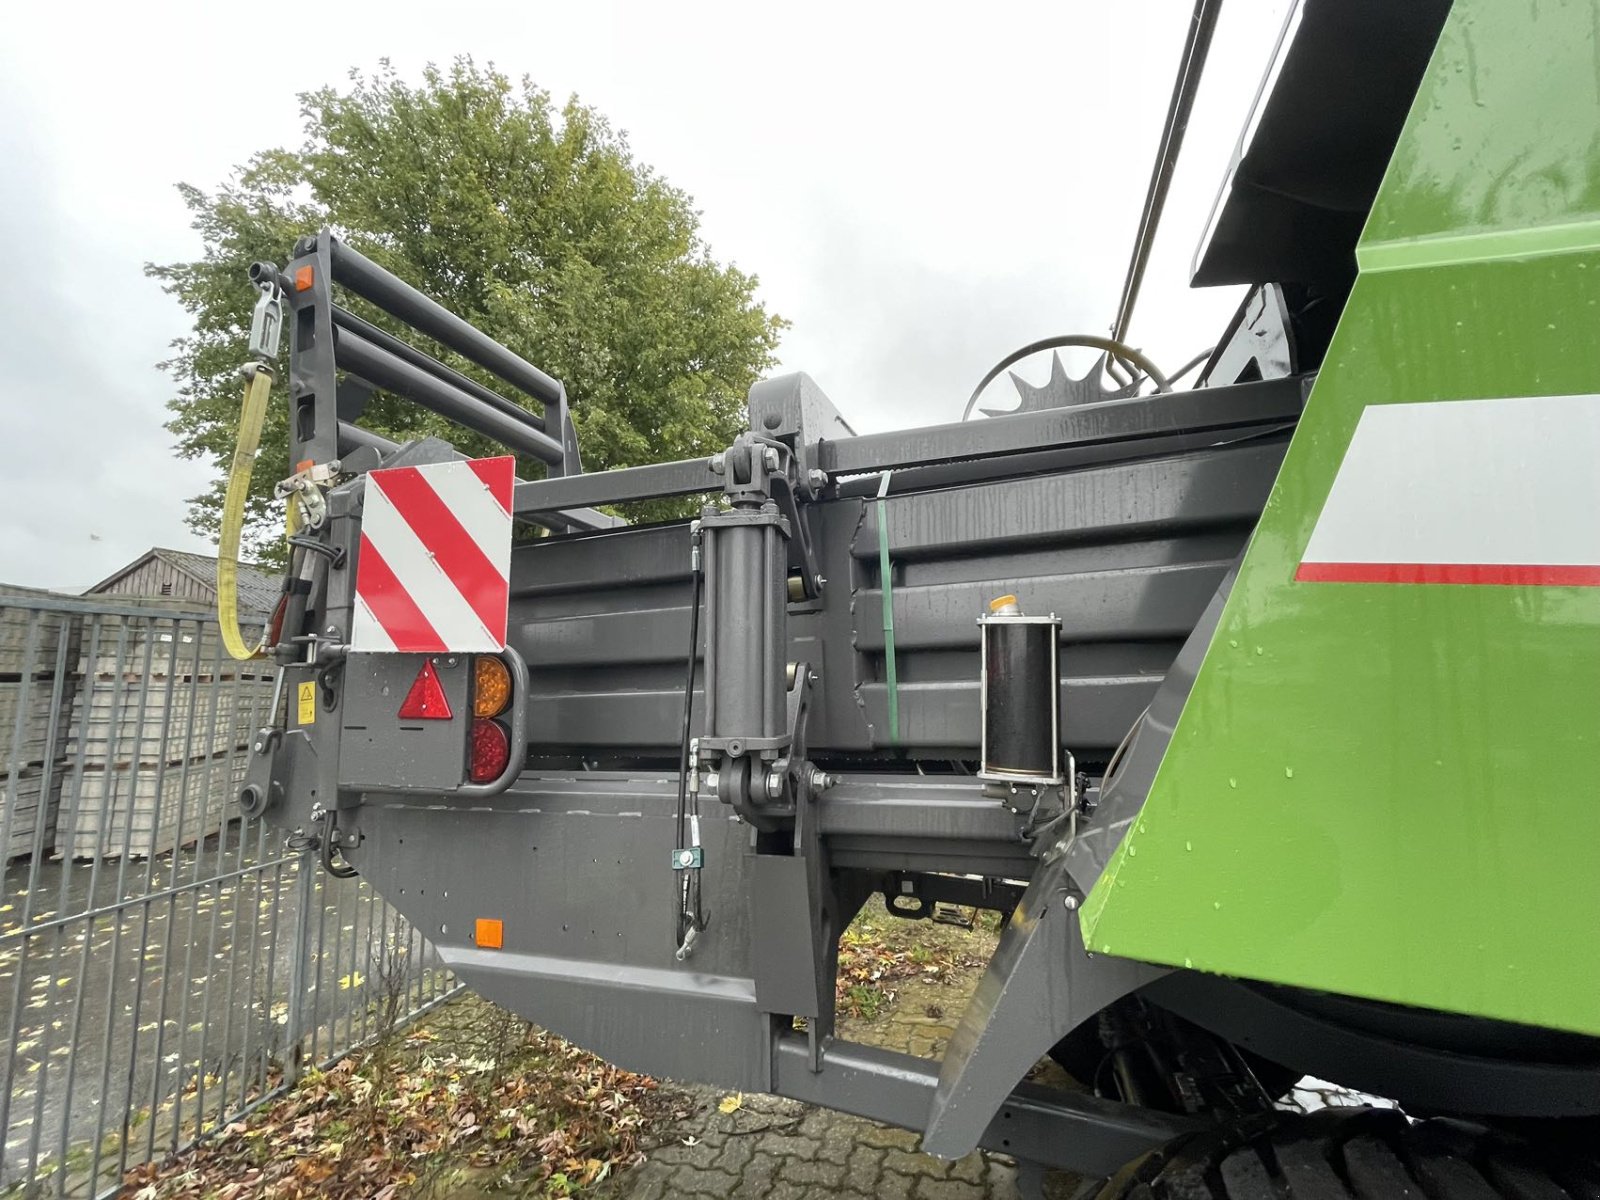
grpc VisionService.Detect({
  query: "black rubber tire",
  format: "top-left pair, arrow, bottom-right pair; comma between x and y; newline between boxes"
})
1097,1108 -> 1600,1200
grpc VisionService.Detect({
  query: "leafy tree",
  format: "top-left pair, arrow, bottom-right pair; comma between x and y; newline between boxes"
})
150,59 -> 785,562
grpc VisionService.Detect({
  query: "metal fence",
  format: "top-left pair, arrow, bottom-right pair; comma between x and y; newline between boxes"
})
0,595 -> 456,1198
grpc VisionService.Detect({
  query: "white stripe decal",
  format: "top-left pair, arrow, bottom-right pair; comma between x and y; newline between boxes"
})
350,594 -> 397,652
362,475 -> 495,648
1299,393 -> 1600,582
419,463 -> 514,572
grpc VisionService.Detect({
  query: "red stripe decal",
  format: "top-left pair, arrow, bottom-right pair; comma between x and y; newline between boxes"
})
372,467 -> 508,643
467,455 -> 515,513
355,534 -> 445,650
1295,562 -> 1600,586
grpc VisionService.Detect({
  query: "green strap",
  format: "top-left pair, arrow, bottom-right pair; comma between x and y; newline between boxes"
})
876,471 -> 899,746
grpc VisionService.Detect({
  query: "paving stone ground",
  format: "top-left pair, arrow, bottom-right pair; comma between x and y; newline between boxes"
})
607,1088 -> 1021,1200
603,941 -> 1083,1200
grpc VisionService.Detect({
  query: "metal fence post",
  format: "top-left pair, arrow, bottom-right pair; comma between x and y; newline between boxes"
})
281,846 -> 318,1086
0,594 -> 458,1196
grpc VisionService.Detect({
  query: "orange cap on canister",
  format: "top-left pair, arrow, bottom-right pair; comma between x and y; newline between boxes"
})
988,594 -> 1018,613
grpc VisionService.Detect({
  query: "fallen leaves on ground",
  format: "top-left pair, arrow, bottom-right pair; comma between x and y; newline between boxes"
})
118,997 -> 676,1200
834,907 -> 995,1019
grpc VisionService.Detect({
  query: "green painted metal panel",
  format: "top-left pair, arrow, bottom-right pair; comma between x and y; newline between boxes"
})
1082,0 -> 1600,1037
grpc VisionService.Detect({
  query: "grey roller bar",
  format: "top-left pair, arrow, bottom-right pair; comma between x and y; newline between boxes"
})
832,424 -> 1291,499
336,421 -> 399,457
331,305 -> 546,432
329,238 -> 564,407
513,455 -> 724,513
820,375 -> 1305,477
332,420 -> 617,531
335,328 -> 565,464
771,1034 -> 1198,1174
816,777 -> 1025,843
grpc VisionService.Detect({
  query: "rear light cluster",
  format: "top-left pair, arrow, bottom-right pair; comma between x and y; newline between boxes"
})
394,655 -> 515,785
469,655 -> 513,783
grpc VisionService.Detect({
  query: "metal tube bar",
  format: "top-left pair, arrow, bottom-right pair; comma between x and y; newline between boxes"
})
816,778 -> 1027,843
0,595 -> 210,619
1111,0 -> 1222,342
832,423 -> 1292,498
0,613 -> 42,1175
334,329 -> 564,463
139,626 -> 203,1163
770,1033 -> 1200,1174
283,851 -> 317,1084
821,376 -> 1303,478
158,629 -> 213,1152
90,630 -> 151,1184
116,623 -> 183,1179
233,845 -> 268,1115
513,455 -> 722,513
331,306 -> 546,430
0,853 -> 298,947
328,239 -> 564,407
53,617 -> 102,1191
253,858 -> 289,1101
336,421 -> 400,458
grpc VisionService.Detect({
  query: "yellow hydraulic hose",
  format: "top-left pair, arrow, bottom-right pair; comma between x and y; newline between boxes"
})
217,363 -> 275,661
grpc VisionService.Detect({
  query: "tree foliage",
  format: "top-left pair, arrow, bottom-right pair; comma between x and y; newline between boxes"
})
150,59 -> 785,560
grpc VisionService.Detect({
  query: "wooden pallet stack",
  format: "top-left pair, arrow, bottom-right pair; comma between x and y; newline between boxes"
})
0,592 -> 80,861
56,613 -> 274,860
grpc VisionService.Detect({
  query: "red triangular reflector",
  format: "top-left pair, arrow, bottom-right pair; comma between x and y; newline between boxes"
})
398,660 -> 453,720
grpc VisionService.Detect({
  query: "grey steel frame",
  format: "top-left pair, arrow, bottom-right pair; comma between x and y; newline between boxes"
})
246,239 -> 1600,1172
242,234 -> 1319,1176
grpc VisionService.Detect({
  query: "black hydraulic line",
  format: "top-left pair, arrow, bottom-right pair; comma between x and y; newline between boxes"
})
1110,0 -> 1223,343
331,306 -> 547,432
319,813 -> 360,880
328,239 -> 564,408
273,544 -> 312,665
673,548 -> 706,948
334,328 -> 565,464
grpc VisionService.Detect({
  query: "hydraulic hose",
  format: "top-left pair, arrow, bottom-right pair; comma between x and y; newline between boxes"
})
218,363 -> 276,661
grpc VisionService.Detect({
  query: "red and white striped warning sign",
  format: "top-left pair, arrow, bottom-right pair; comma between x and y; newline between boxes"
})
1297,393 -> 1600,586
351,456 -> 515,652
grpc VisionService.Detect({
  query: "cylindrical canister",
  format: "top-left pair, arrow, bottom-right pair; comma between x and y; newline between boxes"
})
979,595 -> 1062,784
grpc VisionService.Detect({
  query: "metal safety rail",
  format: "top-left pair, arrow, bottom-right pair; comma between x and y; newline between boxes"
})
0,595 -> 455,1197
264,231 -> 615,533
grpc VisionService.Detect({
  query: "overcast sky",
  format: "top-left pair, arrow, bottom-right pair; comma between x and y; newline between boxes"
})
0,0 -> 1288,591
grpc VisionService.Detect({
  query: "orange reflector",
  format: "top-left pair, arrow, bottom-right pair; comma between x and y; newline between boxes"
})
295,458 -> 314,473
473,655 -> 511,718
397,660 -> 452,720
475,918 -> 503,949
469,718 -> 510,782
294,265 -> 314,292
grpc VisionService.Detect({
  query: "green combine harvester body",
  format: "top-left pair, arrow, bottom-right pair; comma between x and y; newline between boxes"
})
1085,0 -> 1600,1041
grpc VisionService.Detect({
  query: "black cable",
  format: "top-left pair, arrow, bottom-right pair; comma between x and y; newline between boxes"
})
319,812 -> 360,879
287,535 -> 346,569
674,539 -> 705,946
